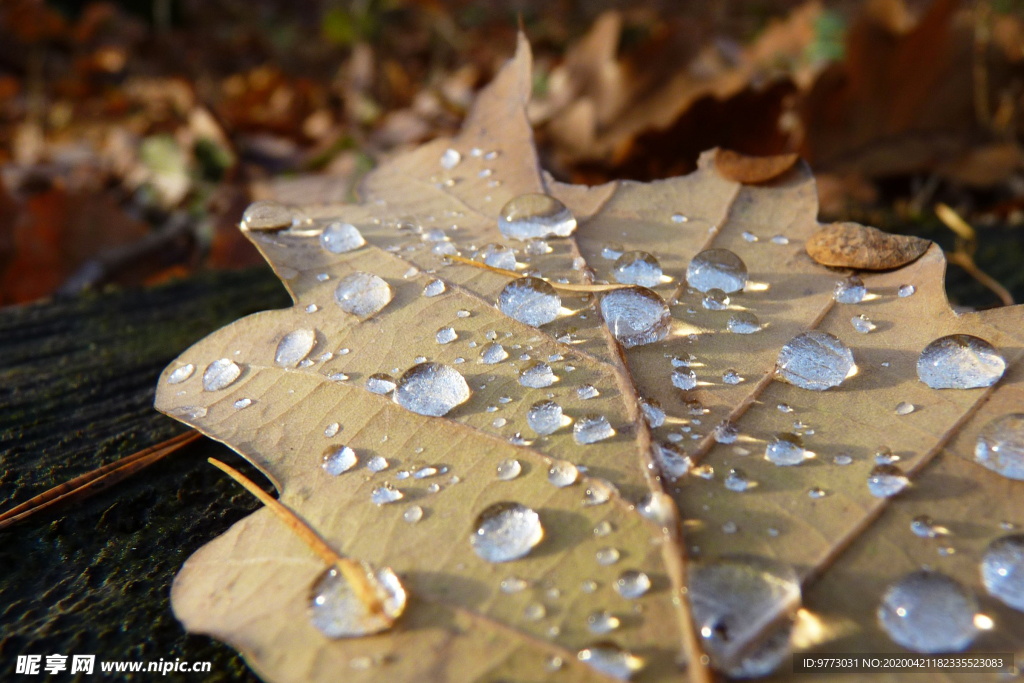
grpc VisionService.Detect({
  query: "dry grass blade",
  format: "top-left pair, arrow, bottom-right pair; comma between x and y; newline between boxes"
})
446,254 -> 628,292
936,202 -> 1014,305
0,431 -> 201,532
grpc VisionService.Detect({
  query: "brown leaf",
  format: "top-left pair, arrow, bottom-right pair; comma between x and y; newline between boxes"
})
806,222 -> 931,270
713,148 -> 800,184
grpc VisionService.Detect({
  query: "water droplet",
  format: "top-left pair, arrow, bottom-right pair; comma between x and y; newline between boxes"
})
639,398 -> 665,428
765,433 -> 807,466
834,275 -> 867,303
577,643 -> 644,680
587,610 -> 621,634
275,329 -> 316,367
498,194 -> 577,240
702,288 -> 730,310
520,362 -> 557,388
596,547 -> 621,565
776,331 -> 855,391
613,251 -> 663,288
637,492 -> 674,526
414,466 -> 439,479
808,487 -> 827,499
403,505 -> 424,523
867,464 -> 909,497
713,422 -> 739,444
584,480 -> 616,506
917,334 -> 1005,389
601,244 -> 624,260
366,373 -> 397,395
577,385 -> 600,401
320,221 -> 366,254
367,455 -> 388,472
671,368 -> 698,391
975,413 -> 1024,480
652,442 -> 692,481
687,249 -> 748,293
771,235 -> 790,245
323,446 -> 357,475
371,483 -> 404,505
898,284 -> 916,298
671,213 -> 689,223
478,243 -> 517,270
309,563 -> 406,638
423,279 -> 446,297
615,570 -> 651,599
547,460 -> 579,487
895,401 -> 915,416
440,148 -> 461,169
167,364 -> 195,384
594,521 -> 615,537
910,515 -> 948,538
500,576 -> 528,594
742,231 -> 758,242
600,287 -> 671,348
496,459 -> 522,481
393,363 -> 470,416
335,272 -> 392,317
851,314 -> 876,334
693,464 -> 714,479
722,369 -> 744,385
242,200 -> 293,231
233,398 -> 252,410
203,358 -> 242,391
527,400 -> 563,435
434,326 -> 458,345
524,602 -> 547,621
480,342 -> 508,364
725,468 -> 755,492
727,311 -> 761,334
981,534 -> 1024,611
574,415 -> 614,444
689,556 -> 800,678
471,502 -> 544,563
878,570 -> 979,652
496,277 -> 560,327
833,453 -> 853,465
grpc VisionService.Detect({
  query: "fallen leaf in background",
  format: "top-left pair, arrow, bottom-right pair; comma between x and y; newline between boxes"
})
157,35 -> 1024,683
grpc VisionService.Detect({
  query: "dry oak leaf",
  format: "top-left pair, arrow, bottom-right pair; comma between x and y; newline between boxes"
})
156,35 -> 1024,683
713,149 -> 800,185
805,222 -> 930,270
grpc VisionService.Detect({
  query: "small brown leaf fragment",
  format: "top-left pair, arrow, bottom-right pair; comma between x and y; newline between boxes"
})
714,148 -> 800,184
806,222 -> 930,270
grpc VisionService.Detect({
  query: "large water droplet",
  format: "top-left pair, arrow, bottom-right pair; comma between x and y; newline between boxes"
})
600,287 -> 671,348
167,364 -> 195,384
242,200 -> 293,231
614,570 -> 651,599
547,460 -> 579,487
392,363 -> 470,416
613,251 -> 663,288
275,329 -> 316,367
687,249 -> 748,293
496,459 -> 522,481
203,358 -> 241,391
867,464 -> 909,498
834,276 -> 867,304
470,502 -> 544,563
975,414 -> 1024,480
981,534 -> 1024,611
727,311 -> 761,334
309,563 -> 406,638
765,433 -> 807,466
520,362 -> 557,388
776,331 -> 854,390
917,334 -> 1005,389
498,194 -> 577,240
574,415 -> 615,444
526,400 -> 564,435
323,446 -> 357,475
689,556 -> 800,678
577,643 -> 644,680
878,570 -> 979,652
335,272 -> 392,317
652,442 -> 692,481
496,277 -> 560,327
320,221 -> 366,254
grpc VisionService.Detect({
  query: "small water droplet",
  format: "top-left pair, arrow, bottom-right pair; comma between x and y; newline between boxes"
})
393,363 -> 470,416
765,433 -> 807,466
496,277 -> 561,327
652,442 -> 692,481
594,520 -> 615,537
910,515 -> 947,538
320,221 -> 366,254
524,602 -> 547,621
895,401 -> 915,416
366,373 -> 397,395
440,148 -> 461,170
478,342 -> 509,365
577,643 -> 645,680
414,466 -> 439,479
771,235 -> 790,245
233,398 -> 252,410
584,480 -> 616,506
867,464 -> 909,497
500,576 -> 528,593
600,287 -> 671,348
309,563 -> 406,638
477,243 -> 517,270
323,422 -> 341,438
587,610 -> 621,634
687,249 -> 748,293
434,326 -> 458,345
713,422 -> 739,444
898,284 -> 916,298
423,279 -> 446,297
725,468 -> 755,492
808,487 -> 827,499
833,453 -> 853,466
496,458 -> 522,481
471,502 -> 544,563
520,362 -> 557,388
776,331 -> 855,390
547,460 -> 579,487
578,384 -> 600,400
203,358 -> 242,391
637,492 -> 674,526
371,483 -> 404,505
574,415 -> 614,444
727,311 -> 761,334
498,194 -> 577,240
527,400 -> 564,435
702,288 -> 730,311
975,413 -> 1024,480
917,334 -> 1005,389
671,368 -> 698,391
613,251 -> 663,288
639,398 -> 665,428
167,364 -> 195,384
742,231 -> 758,242
834,276 -> 867,304
596,547 -> 621,565
276,329 -> 316,367
615,570 -> 651,599
851,314 -> 876,334
402,505 -> 424,524
335,272 -> 392,317
722,369 -> 744,385
878,570 -> 979,652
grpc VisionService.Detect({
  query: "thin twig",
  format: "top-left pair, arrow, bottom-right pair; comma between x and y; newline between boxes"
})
936,203 -> 1014,306
0,431 -> 201,531
207,458 -> 385,616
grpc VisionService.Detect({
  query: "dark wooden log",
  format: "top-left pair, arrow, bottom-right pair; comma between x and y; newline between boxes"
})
0,268 -> 292,681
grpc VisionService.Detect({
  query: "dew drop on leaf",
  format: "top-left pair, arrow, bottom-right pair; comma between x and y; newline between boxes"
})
916,334 -> 1005,389
574,415 -> 614,444
233,398 -> 252,410
320,221 -> 366,254
366,373 -> 397,395
309,563 -> 406,638
587,610 -> 621,634
686,249 -> 748,293
898,283 -> 916,298
713,421 -> 739,444
808,487 -> 827,499
422,278 -> 446,297
435,326 -> 458,344
776,331 -> 854,391
402,505 -> 424,524
652,442 -> 692,481
203,358 -> 241,391
975,414 -> 1024,480
393,362 -> 470,417
577,384 -> 600,400
584,480 -> 616,506
498,193 -> 577,240
851,314 -> 876,334
496,458 -> 522,481
725,468 -> 755,492
478,243 -> 517,270
834,275 -> 867,303
727,311 -> 761,334
480,342 -> 508,364
275,329 -> 316,367
334,272 -> 393,317
371,483 -> 404,505
520,361 -> 557,388
322,446 -> 357,476
614,570 -> 651,599
599,287 -> 671,348
577,642 -> 645,680
910,515 -> 947,538
895,401 -> 915,416
867,464 -> 909,497
500,576 -> 528,594
527,400 -> 563,435
440,148 -> 461,169
367,455 -> 388,473
639,398 -> 665,428
612,251 -> 663,288
702,288 -> 730,310
167,363 -> 195,384
877,570 -> 979,652
496,277 -> 561,327
765,433 -> 807,466
595,547 -> 621,566
637,492 -> 674,526
671,368 -> 698,391
470,502 -> 544,563
523,602 -> 546,621
980,534 -> 1024,611
547,460 -> 579,487
242,200 -> 293,231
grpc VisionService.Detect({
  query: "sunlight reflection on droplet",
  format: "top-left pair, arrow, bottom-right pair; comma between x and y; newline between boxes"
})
973,614 -> 994,630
